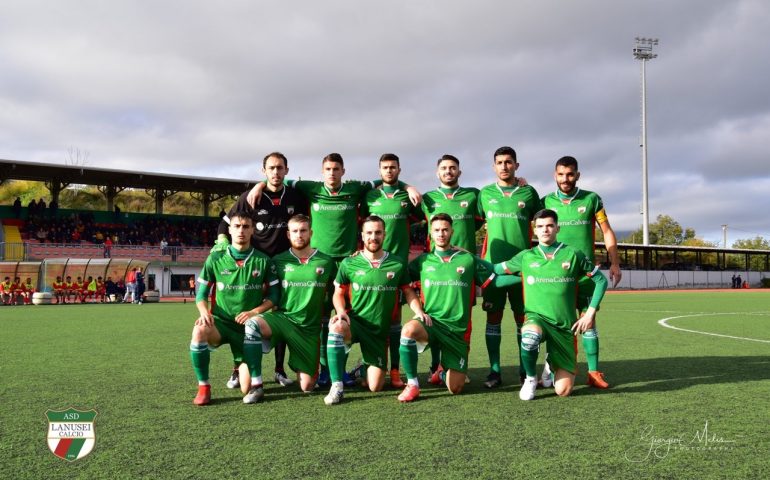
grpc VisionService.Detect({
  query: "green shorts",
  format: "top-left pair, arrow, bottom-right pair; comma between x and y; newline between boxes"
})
481,284 -> 524,315
262,311 -> 320,376
576,277 -> 600,313
424,321 -> 470,373
523,314 -> 577,375
350,317 -> 388,370
212,316 -> 245,361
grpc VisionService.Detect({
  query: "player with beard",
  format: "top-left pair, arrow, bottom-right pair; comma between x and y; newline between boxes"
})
240,214 -> 337,399
540,156 -> 621,389
214,152 -> 308,390
360,153 -> 423,388
323,216 -> 428,405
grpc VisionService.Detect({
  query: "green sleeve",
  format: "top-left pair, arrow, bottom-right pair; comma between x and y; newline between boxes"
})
588,270 -> 608,309
492,274 -> 522,288
266,282 -> 281,305
195,259 -> 214,302
493,251 -> 524,275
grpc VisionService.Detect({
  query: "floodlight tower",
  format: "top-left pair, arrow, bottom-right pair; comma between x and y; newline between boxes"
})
633,37 -> 658,246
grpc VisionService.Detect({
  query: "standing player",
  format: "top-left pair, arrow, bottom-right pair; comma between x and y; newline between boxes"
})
478,146 -> 541,388
324,216 -> 428,405
240,214 -> 337,399
248,153 -> 420,386
494,209 -> 608,400
214,152 -> 308,389
360,153 -> 422,388
541,156 -> 621,388
189,211 -> 279,406
397,214 -> 520,402
420,154 -> 484,382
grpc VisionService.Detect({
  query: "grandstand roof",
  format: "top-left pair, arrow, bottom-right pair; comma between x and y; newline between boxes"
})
0,159 -> 253,196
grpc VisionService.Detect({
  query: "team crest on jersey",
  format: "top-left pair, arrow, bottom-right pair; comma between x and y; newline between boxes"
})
257,209 -> 268,215
316,267 -> 325,275
562,262 -> 571,270
287,206 -> 295,214
578,206 -> 587,214
456,266 -> 465,274
46,408 -> 97,462
252,269 -> 260,278
386,271 -> 395,279
517,201 -> 525,209
460,201 -> 469,208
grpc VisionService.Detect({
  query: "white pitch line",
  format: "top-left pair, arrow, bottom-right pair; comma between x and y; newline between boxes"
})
658,313 -> 770,344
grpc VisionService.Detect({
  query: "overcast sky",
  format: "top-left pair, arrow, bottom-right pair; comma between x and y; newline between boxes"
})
2,1 -> 769,244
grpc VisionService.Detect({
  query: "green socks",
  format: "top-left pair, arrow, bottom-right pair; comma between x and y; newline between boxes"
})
244,319 -> 263,380
399,337 -> 419,381
520,331 -> 541,378
389,324 -> 401,370
327,332 -> 347,383
190,342 -> 210,383
583,328 -> 599,371
485,323 -> 502,374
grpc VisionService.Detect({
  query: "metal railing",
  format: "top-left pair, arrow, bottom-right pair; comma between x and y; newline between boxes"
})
1,241 -> 209,263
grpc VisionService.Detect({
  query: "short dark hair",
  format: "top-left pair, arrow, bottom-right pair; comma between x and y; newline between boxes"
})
430,213 -> 453,226
361,215 -> 385,230
288,214 -> 311,227
494,146 -> 517,162
323,153 -> 344,167
555,156 -> 578,170
436,154 -> 459,167
263,152 -> 288,168
533,208 -> 558,223
229,210 -> 253,225
379,153 -> 400,165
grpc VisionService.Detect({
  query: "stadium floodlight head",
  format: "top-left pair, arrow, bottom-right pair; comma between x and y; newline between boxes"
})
634,36 -> 659,246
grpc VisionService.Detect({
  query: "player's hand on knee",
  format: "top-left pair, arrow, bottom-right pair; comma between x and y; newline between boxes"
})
196,312 -> 214,327
415,312 -> 432,327
234,311 -> 253,325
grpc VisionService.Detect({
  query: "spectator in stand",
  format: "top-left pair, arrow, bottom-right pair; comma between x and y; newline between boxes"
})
71,229 -> 81,243
21,277 -> 35,305
38,198 -> 46,215
53,276 -> 66,304
36,225 -> 48,243
27,199 -> 37,219
160,238 -> 168,255
124,268 -> 136,303
104,237 -> 113,258
13,197 -> 22,218
134,268 -> 145,304
49,199 -> 58,218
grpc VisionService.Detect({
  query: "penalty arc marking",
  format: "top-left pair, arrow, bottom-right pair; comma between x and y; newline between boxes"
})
658,313 -> 770,344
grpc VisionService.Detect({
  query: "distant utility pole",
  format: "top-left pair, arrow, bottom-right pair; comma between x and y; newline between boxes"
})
633,37 -> 658,246
722,224 -> 728,248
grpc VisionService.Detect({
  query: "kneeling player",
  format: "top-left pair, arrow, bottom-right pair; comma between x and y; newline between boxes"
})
494,209 -> 607,400
241,215 -> 336,397
397,214 -> 520,402
324,216 -> 429,405
189,211 -> 279,406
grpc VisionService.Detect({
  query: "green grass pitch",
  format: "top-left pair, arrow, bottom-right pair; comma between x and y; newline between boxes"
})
1,291 -> 768,479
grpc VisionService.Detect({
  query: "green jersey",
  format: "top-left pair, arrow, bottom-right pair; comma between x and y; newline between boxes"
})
335,252 -> 409,338
272,249 -> 336,333
197,247 -> 278,323
291,180 -> 374,257
409,249 -> 495,334
498,242 -> 600,330
421,187 -> 483,253
541,188 -> 606,264
361,185 -> 417,261
478,183 -> 540,263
